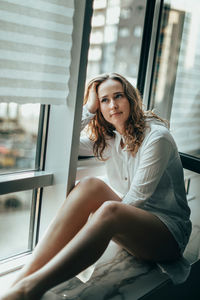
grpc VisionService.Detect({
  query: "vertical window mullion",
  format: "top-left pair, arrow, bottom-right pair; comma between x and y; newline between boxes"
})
28,188 -> 38,250
28,187 -> 44,249
27,102 -> 50,250
35,105 -> 50,171
138,0 -> 164,109
137,0 -> 156,96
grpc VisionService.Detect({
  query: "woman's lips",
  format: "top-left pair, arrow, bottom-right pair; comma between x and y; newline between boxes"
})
110,112 -> 122,117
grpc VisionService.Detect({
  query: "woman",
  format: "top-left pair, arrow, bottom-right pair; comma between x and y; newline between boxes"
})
1,73 -> 191,300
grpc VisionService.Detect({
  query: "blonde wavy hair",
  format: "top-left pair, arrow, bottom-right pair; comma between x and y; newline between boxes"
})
84,73 -> 166,160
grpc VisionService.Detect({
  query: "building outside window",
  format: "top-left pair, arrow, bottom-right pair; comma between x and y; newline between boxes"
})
0,104 -> 40,173
87,0 -> 146,86
0,103 -> 41,260
150,0 -> 200,158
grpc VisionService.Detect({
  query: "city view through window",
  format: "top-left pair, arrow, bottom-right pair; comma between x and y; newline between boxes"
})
0,103 -> 40,260
87,0 -> 146,86
151,0 -> 200,157
150,1 -> 200,264
0,103 -> 40,173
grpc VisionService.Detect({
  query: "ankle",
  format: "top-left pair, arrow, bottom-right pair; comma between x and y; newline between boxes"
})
17,278 -> 44,300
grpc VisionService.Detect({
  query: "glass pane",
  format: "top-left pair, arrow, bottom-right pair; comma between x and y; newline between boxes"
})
0,103 -> 40,173
0,190 -> 33,260
150,0 -> 200,157
87,0 -> 147,85
184,170 -> 200,264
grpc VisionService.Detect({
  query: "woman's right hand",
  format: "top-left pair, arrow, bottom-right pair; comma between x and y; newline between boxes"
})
86,82 -> 99,114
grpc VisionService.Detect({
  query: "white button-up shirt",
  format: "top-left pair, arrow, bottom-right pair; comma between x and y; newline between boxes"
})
79,105 -> 191,254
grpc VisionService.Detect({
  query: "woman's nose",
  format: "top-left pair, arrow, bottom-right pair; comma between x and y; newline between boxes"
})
110,99 -> 117,108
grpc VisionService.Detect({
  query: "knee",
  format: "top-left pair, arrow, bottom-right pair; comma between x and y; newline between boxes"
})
67,177 -> 108,210
92,201 -> 120,226
78,176 -> 106,194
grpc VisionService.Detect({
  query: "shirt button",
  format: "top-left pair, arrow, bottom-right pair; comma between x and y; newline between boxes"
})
125,177 -> 127,181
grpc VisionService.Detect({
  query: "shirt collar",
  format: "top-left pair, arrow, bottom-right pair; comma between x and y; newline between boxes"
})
113,130 -> 127,151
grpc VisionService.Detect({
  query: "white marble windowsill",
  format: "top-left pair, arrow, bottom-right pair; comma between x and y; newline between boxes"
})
0,242 -> 169,300
46,241 -> 169,300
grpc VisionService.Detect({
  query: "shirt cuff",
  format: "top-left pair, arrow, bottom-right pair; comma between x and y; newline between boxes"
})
83,104 -> 96,119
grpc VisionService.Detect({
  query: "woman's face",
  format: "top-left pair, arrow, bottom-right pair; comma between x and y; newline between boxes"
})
97,79 -> 130,134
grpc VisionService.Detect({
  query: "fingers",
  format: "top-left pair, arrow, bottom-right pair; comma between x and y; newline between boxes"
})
87,82 -> 99,114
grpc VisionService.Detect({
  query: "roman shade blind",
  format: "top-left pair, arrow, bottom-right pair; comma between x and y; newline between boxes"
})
0,0 -> 87,105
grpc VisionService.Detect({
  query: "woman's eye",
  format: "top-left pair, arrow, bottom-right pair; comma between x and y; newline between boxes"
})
115,93 -> 123,99
101,98 -> 108,103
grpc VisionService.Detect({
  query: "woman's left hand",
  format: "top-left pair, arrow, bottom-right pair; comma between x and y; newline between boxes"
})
86,83 -> 99,114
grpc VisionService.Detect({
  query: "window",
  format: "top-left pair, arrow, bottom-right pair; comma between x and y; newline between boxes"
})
106,7 -> 120,25
87,0 -> 147,83
90,31 -> 104,44
149,0 -> 200,158
146,0 -> 200,268
0,0 -> 92,267
104,26 -> 118,43
108,0 -> 120,7
0,190 -> 33,260
119,27 -> 130,38
0,103 -> 40,174
184,170 -> 200,264
93,0 -> 107,10
0,102 -> 40,261
92,13 -> 105,27
120,8 -> 132,20
133,26 -> 143,38
88,47 -> 102,61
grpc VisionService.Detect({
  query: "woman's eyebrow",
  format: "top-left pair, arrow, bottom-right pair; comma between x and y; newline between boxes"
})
99,91 -> 124,100
99,94 -> 108,100
100,91 -> 123,97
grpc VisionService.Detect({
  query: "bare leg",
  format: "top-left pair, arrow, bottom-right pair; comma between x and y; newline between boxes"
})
1,193 -> 180,300
0,203 -> 115,300
0,178 -> 180,300
12,177 -> 121,285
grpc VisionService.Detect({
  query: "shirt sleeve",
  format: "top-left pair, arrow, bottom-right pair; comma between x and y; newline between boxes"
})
79,136 -> 94,156
81,104 -> 96,131
79,105 -> 96,156
122,135 -> 173,205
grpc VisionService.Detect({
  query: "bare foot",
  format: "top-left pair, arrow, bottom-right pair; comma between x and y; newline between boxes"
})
0,279 -> 43,300
0,285 -> 26,300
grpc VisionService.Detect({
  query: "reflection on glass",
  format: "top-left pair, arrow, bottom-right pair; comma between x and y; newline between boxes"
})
0,103 -> 40,173
87,0 -> 146,84
184,170 -> 200,263
151,0 -> 200,157
0,190 -> 32,260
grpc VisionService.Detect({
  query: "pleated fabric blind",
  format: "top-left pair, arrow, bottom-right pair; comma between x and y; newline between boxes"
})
0,0 -> 86,105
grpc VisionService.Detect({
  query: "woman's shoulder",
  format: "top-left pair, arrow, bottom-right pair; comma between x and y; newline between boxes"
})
144,117 -> 175,145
